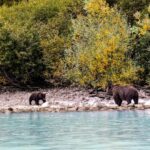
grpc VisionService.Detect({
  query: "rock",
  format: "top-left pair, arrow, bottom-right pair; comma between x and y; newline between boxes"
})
56,107 -> 66,112
77,106 -> 87,111
87,99 -> 101,107
128,103 -> 135,107
144,101 -> 150,107
135,104 -> 145,110
41,102 -> 49,107
107,105 -> 118,109
139,99 -> 146,104
50,105 -> 60,109
8,107 -> 13,112
78,102 -> 84,108
5,107 -> 14,114
68,107 -> 78,112
100,107 -> 109,111
90,106 -> 99,111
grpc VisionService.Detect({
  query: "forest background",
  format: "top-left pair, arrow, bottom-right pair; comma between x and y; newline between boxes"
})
0,0 -> 149,89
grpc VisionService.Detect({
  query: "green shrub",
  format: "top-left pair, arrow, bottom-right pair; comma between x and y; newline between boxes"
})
64,0 -> 138,88
129,6 -> 150,85
129,32 -> 150,85
0,24 -> 45,85
0,0 -> 84,86
106,0 -> 149,24
0,0 -> 24,6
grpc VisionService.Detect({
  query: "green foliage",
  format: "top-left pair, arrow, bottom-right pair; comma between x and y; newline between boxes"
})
0,24 -> 45,85
0,0 -> 25,6
64,0 -> 138,88
137,32 -> 150,84
66,0 -> 86,18
0,0 -> 85,85
130,32 -> 150,85
0,0 -> 148,87
119,0 -> 149,24
33,6 -> 58,23
35,0 -> 85,80
106,0 -> 149,24
129,5 -> 150,85
106,0 -> 117,6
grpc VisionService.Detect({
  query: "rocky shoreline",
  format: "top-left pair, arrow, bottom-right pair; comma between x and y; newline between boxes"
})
0,87 -> 150,113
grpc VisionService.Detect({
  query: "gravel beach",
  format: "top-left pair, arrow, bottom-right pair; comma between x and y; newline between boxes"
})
0,87 -> 150,113
0,87 -> 93,107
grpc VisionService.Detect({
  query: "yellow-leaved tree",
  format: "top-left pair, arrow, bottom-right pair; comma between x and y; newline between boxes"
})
64,0 -> 138,88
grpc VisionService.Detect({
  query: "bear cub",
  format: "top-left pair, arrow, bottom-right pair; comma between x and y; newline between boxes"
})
29,92 -> 46,105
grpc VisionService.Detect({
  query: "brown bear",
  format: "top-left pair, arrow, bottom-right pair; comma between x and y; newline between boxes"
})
29,92 -> 46,105
106,82 -> 139,106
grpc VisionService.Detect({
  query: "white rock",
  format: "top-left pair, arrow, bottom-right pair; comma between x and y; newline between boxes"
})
15,105 -> 29,109
105,103 -> 117,107
88,100 -> 96,106
41,102 -> 49,107
139,99 -> 146,104
50,105 -> 61,109
144,101 -> 150,106
78,102 -> 84,108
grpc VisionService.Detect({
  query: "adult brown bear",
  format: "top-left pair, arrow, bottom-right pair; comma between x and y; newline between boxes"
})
106,82 -> 139,106
29,92 -> 46,105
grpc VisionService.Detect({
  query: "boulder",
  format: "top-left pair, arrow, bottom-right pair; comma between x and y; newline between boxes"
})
41,102 -> 49,107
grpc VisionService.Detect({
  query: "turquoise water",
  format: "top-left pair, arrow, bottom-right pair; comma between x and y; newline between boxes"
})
0,111 -> 150,150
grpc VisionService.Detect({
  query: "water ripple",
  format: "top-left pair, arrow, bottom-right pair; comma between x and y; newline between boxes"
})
0,111 -> 150,150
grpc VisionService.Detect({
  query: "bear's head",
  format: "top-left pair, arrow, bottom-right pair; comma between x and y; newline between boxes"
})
106,81 -> 113,95
38,92 -> 46,102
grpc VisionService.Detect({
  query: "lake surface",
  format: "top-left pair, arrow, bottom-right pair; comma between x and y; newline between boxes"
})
0,111 -> 150,150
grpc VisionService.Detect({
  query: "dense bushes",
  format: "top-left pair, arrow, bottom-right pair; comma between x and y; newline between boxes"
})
0,0 -> 73,85
106,0 -> 149,24
64,0 -> 137,88
129,5 -> 150,85
134,32 -> 150,85
0,0 -> 24,6
0,23 -> 45,85
0,0 -> 149,87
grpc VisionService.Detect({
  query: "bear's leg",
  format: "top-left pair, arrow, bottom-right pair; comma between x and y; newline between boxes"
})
43,99 -> 46,103
127,99 -> 131,105
36,99 -> 40,105
117,99 -> 122,106
114,94 -> 122,106
114,98 -> 122,106
134,96 -> 138,104
29,99 -> 32,105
